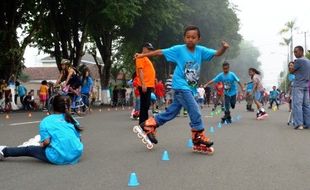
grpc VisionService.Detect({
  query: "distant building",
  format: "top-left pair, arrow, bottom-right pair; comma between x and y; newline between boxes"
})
24,53 -> 101,83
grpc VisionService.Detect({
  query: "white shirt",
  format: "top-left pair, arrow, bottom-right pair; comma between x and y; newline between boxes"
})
197,87 -> 205,99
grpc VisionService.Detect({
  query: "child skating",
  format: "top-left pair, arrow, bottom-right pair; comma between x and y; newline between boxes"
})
248,68 -> 268,120
205,62 -> 244,124
133,25 -> 229,153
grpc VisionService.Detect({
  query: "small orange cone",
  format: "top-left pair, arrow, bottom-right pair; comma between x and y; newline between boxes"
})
28,112 -> 32,118
5,114 -> 9,119
46,112 -> 50,115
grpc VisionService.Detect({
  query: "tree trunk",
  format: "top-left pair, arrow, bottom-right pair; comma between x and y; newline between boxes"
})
94,31 -> 113,89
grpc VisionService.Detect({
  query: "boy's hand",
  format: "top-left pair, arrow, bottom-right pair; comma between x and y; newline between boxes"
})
134,53 -> 143,60
221,41 -> 230,49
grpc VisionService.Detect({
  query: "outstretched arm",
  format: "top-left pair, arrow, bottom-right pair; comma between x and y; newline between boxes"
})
204,80 -> 214,88
134,49 -> 163,59
215,41 -> 230,57
238,81 -> 245,92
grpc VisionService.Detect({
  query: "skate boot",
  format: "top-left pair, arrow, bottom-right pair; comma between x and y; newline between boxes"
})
248,105 -> 255,112
191,129 -> 214,154
139,117 -> 158,144
133,117 -> 158,150
226,111 -> 232,124
221,111 -> 228,124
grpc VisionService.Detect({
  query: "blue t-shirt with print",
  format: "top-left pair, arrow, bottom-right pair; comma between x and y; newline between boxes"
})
269,90 -> 279,99
212,71 -> 240,97
39,114 -> 83,165
162,45 -> 216,91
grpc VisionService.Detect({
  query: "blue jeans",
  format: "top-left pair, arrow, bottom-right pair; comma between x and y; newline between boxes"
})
3,146 -> 50,163
81,93 -> 90,107
155,89 -> 204,131
292,86 -> 310,127
224,95 -> 236,112
134,97 -> 140,111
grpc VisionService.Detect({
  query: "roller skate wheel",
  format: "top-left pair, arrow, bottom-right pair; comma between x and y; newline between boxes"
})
208,147 -> 215,155
142,138 -> 147,144
137,133 -> 143,138
133,126 -> 138,133
146,144 -> 153,150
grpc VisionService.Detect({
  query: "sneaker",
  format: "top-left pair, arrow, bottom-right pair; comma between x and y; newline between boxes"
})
257,111 -> 268,120
0,146 -> 6,161
294,125 -> 304,130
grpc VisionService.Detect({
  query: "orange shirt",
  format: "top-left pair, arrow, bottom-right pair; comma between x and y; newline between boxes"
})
39,85 -> 49,95
135,57 -> 156,88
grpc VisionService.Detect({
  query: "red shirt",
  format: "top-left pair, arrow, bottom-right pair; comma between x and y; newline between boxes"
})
215,82 -> 224,96
155,82 -> 165,98
133,77 -> 140,97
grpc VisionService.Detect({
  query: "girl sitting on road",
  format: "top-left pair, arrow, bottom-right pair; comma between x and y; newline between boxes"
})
0,95 -> 84,165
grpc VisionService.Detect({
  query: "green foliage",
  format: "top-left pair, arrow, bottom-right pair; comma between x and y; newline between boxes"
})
306,51 -> 310,59
2,0 -> 243,90
0,0 -> 41,80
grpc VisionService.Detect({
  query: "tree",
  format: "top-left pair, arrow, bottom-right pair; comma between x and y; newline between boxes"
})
33,0 -> 91,70
87,0 -> 142,89
280,20 -> 297,61
0,0 -> 42,80
119,0 -> 242,82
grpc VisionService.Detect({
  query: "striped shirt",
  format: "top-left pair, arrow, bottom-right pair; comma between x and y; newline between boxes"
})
165,78 -> 172,91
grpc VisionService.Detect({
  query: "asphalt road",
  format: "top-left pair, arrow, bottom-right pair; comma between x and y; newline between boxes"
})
0,103 -> 310,190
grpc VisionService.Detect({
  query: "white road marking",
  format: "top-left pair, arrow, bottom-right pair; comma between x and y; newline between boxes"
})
9,116 -> 84,126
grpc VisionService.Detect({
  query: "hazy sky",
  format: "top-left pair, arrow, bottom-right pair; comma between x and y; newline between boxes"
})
230,0 -> 310,89
24,0 -> 310,89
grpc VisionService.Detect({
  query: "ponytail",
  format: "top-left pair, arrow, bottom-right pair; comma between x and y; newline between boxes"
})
53,95 -> 83,132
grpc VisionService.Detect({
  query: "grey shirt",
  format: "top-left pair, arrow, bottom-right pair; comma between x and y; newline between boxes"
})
293,57 -> 310,88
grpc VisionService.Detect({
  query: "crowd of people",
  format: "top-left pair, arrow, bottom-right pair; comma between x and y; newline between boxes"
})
0,60 -> 95,113
1,25 -> 309,165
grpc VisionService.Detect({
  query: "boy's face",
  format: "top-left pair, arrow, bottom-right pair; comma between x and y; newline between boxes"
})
223,65 -> 230,73
142,47 -> 151,54
184,30 -> 200,49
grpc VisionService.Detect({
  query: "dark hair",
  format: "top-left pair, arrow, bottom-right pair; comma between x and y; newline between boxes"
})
41,80 -> 47,85
294,46 -> 304,53
53,95 -> 83,132
81,67 -> 91,85
288,61 -> 294,66
249,68 -> 261,79
184,25 -> 201,38
222,62 -> 230,67
15,81 -> 20,86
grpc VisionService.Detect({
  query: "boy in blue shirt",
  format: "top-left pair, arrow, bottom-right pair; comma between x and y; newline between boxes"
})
134,25 -> 229,153
205,62 -> 244,123
268,86 -> 279,109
